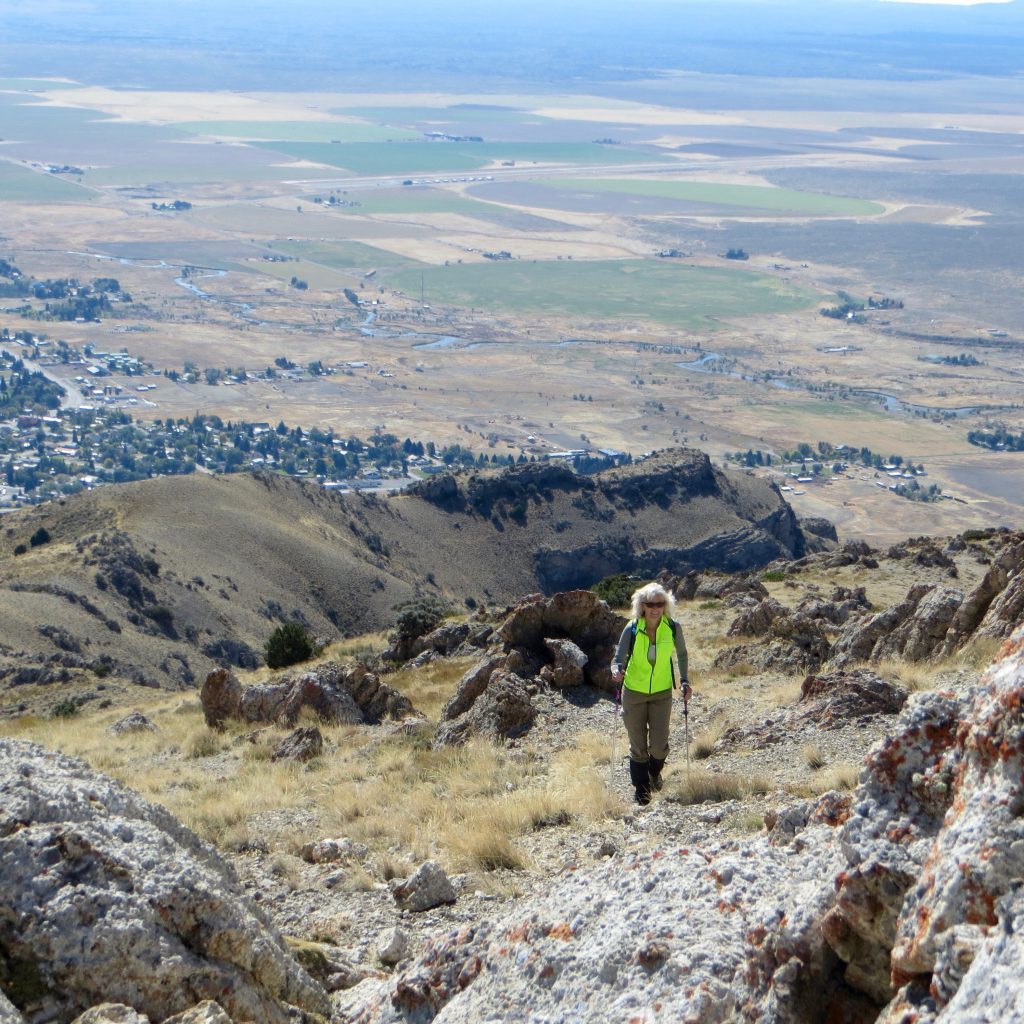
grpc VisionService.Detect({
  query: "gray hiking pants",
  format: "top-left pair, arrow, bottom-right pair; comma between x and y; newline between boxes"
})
621,688 -> 672,763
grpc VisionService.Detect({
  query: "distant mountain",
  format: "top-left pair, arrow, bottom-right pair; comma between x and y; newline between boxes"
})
0,449 -> 807,706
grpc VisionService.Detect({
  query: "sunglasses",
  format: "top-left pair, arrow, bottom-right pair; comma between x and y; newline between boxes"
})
644,600 -> 666,607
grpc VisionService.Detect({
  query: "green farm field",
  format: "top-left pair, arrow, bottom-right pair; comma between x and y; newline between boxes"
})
547,178 -> 885,217
187,204 -> 434,241
386,259 -> 825,328
306,188 -> 565,230
173,120 -> 419,143
272,239 -> 421,273
0,162 -> 94,202
252,141 -> 663,176
336,105 -> 554,126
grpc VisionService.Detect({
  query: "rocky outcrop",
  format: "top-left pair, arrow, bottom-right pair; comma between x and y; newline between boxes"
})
434,670 -> 536,747
540,638 -> 587,688
391,862 -> 457,913
271,725 -> 323,762
695,571 -> 769,604
0,739 -> 329,1024
434,591 -> 623,746
107,710 -> 157,735
348,623 -> 1024,1024
977,569 -> 1024,642
716,668 -> 906,751
494,590 -> 623,694
727,596 -> 787,637
830,554 -> 1024,665
715,613 -> 832,674
796,585 -> 871,626
820,626 -> 1024,1020
201,661 -> 416,728
830,584 -> 963,664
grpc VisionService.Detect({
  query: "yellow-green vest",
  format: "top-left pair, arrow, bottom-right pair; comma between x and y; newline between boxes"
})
623,618 -> 676,695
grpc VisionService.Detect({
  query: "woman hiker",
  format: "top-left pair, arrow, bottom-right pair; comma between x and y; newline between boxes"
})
610,582 -> 691,805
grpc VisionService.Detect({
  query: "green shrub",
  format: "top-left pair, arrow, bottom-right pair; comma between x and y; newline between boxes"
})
29,527 -> 51,548
591,573 -> 638,608
143,605 -> 174,630
50,698 -> 80,719
265,622 -> 315,669
12,543 -> 26,556
390,596 -> 451,642
761,569 -> 789,583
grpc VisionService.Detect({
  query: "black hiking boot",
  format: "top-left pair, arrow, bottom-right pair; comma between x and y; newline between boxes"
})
649,757 -> 665,791
629,758 -> 652,805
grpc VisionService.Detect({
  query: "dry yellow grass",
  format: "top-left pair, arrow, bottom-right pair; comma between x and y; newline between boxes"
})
386,655 -> 480,721
668,767 -> 771,804
802,742 -> 826,770
787,762 -> 860,798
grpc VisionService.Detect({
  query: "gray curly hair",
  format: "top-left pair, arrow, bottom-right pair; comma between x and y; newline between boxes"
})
629,582 -> 677,622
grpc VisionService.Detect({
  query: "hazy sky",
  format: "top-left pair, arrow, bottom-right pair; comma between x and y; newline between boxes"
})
878,1 -> 1015,5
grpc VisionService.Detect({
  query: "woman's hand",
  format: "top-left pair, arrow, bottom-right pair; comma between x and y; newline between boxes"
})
611,666 -> 624,685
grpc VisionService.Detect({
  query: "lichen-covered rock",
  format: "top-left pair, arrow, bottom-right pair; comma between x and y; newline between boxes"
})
270,725 -> 323,762
107,711 -> 157,735
822,688 -> 969,1005
348,834 -> 849,1024
0,739 -> 330,1024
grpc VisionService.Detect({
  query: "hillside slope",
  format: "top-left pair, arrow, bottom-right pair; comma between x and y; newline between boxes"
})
0,448 -> 806,705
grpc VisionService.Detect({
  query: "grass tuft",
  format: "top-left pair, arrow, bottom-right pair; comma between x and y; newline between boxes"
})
669,768 -> 771,804
802,742 -> 827,771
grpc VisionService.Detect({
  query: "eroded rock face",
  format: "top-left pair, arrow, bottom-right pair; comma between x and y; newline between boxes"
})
201,661 -> 415,728
716,668 -> 907,752
823,625 -> 1024,1021
715,613 -> 832,675
495,590 -> 624,693
433,591 -> 621,746
434,670 -> 536,747
0,740 -> 329,1024
540,638 -> 588,688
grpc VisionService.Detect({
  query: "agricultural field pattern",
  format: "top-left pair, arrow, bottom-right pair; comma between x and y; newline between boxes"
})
1,0 -> 1023,543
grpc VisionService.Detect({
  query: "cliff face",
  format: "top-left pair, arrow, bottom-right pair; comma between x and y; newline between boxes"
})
410,448 -> 804,591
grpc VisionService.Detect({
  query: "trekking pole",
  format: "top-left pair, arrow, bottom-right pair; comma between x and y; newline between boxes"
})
609,683 -> 621,787
683,687 -> 691,775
